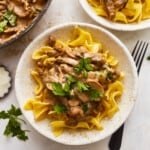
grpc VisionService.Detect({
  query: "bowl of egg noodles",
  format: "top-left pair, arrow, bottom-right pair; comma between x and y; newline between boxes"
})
79,0 -> 150,31
15,22 -> 138,145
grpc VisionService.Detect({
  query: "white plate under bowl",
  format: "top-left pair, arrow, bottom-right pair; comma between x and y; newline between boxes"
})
15,22 -> 138,145
79,0 -> 150,31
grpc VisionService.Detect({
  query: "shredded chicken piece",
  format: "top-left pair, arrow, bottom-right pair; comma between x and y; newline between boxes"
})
57,56 -> 78,66
86,79 -> 104,93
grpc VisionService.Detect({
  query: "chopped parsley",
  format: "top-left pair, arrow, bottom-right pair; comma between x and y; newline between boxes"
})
51,75 -> 78,96
51,74 -> 104,102
4,10 -> 17,26
0,105 -> 29,141
73,58 -> 94,77
77,81 -> 89,92
0,10 -> 17,33
53,104 -> 67,114
89,88 -> 104,101
51,82 -> 67,96
0,20 -> 8,33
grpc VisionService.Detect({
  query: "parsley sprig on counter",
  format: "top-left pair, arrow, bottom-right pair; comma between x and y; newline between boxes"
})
0,105 -> 29,141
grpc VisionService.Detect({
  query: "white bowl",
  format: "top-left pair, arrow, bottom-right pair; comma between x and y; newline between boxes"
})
79,0 -> 150,31
15,22 -> 138,145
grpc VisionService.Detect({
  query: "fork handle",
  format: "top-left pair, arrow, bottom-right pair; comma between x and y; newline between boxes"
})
108,124 -> 124,150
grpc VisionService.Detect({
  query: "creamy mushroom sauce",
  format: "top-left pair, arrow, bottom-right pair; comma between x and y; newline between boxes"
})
33,35 -> 121,126
0,0 -> 48,44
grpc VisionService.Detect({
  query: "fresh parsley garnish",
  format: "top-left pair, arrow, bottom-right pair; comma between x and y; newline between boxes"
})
77,81 -> 89,92
53,104 -> 67,114
4,10 -> 17,27
0,20 -> 8,33
67,75 -> 77,83
73,58 -> 94,77
0,10 -> 17,33
0,105 -> 29,141
51,75 -> 77,96
89,88 -> 104,101
51,82 -> 67,96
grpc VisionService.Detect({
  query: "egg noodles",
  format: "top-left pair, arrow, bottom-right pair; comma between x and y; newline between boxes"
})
87,0 -> 150,23
24,26 -> 124,136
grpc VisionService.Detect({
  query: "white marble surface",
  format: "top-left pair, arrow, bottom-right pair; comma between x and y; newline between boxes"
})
0,0 -> 150,150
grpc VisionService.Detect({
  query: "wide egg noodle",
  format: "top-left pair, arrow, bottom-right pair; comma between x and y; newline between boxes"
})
87,0 -> 149,23
142,0 -> 150,19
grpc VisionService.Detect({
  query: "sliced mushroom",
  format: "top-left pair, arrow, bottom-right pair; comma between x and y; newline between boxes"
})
73,89 -> 89,103
86,79 -> 104,93
48,35 -> 56,47
105,0 -> 115,20
68,99 -> 80,107
60,64 -> 74,74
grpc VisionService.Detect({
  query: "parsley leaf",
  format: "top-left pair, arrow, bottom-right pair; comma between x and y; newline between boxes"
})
73,58 -> 94,77
84,58 -> 94,71
0,20 -> 8,33
4,10 -> 17,27
89,89 -> 104,101
77,81 -> 89,92
51,82 -> 66,96
51,76 -> 77,96
0,105 -> 29,141
53,104 -> 67,114
67,75 -> 77,83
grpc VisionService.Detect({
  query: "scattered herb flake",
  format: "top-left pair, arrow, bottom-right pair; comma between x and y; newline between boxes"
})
0,105 -> 29,141
0,20 -> 8,33
73,58 -> 94,77
77,81 -> 89,93
89,89 -> 104,101
51,82 -> 66,96
53,104 -> 67,114
4,10 -> 17,27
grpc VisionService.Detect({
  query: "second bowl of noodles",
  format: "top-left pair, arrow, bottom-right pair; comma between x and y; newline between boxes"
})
79,0 -> 150,31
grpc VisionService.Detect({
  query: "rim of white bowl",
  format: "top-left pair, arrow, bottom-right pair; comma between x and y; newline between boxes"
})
15,22 -> 138,145
79,0 -> 150,31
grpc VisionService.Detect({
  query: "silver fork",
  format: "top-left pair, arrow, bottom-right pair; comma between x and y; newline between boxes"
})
109,41 -> 149,150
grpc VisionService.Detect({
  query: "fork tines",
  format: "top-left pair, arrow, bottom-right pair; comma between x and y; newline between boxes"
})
132,40 -> 149,73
